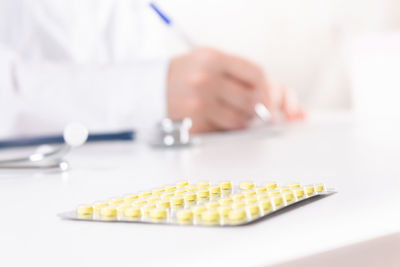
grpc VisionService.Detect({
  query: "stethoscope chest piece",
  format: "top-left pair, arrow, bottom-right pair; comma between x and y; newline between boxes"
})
151,117 -> 193,148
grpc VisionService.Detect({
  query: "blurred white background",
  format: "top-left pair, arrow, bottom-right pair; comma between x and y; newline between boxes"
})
157,0 -> 400,113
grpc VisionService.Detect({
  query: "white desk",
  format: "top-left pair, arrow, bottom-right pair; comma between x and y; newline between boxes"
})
1,111 -> 399,267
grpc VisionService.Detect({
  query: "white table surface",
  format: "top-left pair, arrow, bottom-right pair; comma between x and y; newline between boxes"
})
1,111 -> 399,267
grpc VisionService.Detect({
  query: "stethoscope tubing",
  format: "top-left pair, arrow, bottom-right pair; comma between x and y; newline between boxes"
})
0,130 -> 135,149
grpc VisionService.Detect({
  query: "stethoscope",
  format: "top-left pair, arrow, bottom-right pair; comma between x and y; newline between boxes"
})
0,106 -> 273,172
0,118 -> 194,172
0,123 -> 89,171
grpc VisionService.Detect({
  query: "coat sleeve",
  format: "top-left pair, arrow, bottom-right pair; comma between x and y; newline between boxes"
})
0,44 -> 169,140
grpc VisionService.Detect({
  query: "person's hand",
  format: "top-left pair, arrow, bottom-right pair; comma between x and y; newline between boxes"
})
167,47 -> 305,133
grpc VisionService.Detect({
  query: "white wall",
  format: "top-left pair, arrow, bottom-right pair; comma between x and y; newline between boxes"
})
156,0 -> 400,110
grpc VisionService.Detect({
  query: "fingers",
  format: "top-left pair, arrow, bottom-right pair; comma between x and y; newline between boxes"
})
261,75 -> 281,120
220,53 -> 281,118
168,47 -> 306,133
280,87 -> 306,121
221,54 -> 265,88
219,52 -> 307,123
216,78 -> 261,117
206,98 -> 252,131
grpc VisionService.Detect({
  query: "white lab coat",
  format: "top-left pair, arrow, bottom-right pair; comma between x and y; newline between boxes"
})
0,0 -> 169,139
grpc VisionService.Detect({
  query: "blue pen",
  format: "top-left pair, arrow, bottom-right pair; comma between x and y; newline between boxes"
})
0,130 -> 135,149
149,2 -> 196,48
149,2 -> 272,122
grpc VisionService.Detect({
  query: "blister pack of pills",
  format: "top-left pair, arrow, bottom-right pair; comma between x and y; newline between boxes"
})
59,181 -> 335,226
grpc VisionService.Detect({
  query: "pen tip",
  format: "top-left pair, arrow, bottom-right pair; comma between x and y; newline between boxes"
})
255,103 -> 271,122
